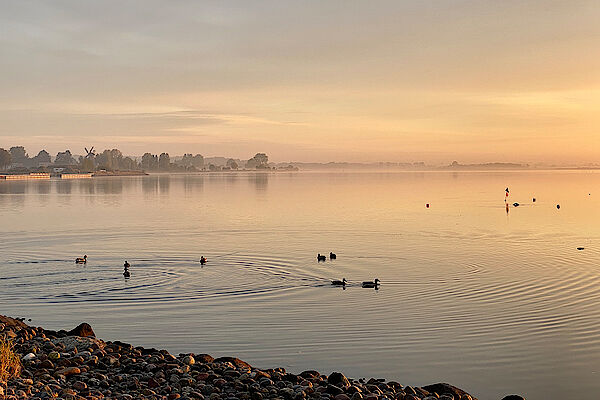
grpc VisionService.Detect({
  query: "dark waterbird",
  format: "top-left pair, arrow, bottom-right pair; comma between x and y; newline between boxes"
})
317,254 -> 326,262
331,278 -> 346,286
329,252 -> 337,260
577,247 -> 585,251
75,255 -> 87,264
123,261 -> 131,277
200,256 -> 207,265
362,279 -> 380,288
513,202 -> 520,207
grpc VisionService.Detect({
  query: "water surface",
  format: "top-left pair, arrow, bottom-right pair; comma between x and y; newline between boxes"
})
1,171 -> 599,400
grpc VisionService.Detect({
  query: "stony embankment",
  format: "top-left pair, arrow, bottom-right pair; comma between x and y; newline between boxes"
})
0,316 -> 523,400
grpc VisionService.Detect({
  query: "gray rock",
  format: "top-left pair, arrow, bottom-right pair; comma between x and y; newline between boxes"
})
52,336 -> 105,352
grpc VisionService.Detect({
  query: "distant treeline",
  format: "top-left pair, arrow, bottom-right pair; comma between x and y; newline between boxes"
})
0,146 -> 288,173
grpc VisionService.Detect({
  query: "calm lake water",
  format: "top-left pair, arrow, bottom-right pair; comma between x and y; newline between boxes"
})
1,171 -> 600,399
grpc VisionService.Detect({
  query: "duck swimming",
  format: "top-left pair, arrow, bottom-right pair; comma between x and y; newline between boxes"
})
123,261 -> 131,277
200,256 -> 207,265
75,255 -> 87,264
362,279 -> 380,288
331,278 -> 346,286
329,252 -> 337,260
317,254 -> 326,262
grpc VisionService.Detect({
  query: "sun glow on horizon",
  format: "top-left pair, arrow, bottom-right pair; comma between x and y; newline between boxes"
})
1,1 -> 599,164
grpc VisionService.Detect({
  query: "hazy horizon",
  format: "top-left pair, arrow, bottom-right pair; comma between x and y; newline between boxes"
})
2,1 -> 599,164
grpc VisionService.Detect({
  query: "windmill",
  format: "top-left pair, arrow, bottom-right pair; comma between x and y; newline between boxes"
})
84,146 -> 96,159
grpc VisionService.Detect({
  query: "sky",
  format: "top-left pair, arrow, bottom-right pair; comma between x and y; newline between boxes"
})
1,0 -> 599,164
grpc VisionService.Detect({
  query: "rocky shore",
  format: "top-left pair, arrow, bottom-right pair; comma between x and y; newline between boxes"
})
0,316 -> 523,400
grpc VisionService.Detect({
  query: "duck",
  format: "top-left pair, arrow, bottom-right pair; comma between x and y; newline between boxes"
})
331,278 -> 346,286
200,256 -> 207,265
75,255 -> 87,264
317,254 -> 326,262
123,261 -> 131,277
329,252 -> 337,260
513,202 -> 520,207
362,279 -> 380,288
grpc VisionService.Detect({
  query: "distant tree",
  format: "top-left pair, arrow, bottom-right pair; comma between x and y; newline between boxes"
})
180,153 -> 194,167
208,164 -> 217,172
32,150 -> 51,166
96,149 -> 123,170
159,153 -> 170,171
121,156 -> 137,170
80,157 -> 95,172
9,146 -> 28,165
141,153 -> 158,170
246,153 -> 268,169
0,148 -> 12,169
55,150 -> 76,165
192,154 -> 204,168
226,159 -> 239,170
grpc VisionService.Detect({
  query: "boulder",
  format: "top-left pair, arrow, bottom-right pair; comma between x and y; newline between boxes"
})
300,370 -> 320,379
196,353 -> 215,363
0,315 -> 28,330
421,383 -> 477,400
212,356 -> 252,369
328,372 -> 350,388
67,323 -> 95,337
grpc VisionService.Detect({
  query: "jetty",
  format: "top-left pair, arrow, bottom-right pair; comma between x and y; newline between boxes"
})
0,172 -> 50,180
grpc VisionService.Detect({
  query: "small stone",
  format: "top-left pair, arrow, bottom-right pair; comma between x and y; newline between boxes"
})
48,351 -> 61,360
56,366 -> 81,377
72,381 -> 87,391
183,355 -> 196,365
22,353 -> 36,361
335,395 -> 350,400
326,385 -> 343,396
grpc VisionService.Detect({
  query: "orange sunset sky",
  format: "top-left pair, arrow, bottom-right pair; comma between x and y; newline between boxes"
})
1,1 -> 599,164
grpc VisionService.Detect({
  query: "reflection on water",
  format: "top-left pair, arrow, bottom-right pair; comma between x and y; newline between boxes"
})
1,171 -> 600,400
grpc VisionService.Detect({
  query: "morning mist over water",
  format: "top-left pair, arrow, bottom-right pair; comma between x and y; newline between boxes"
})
1,171 -> 599,399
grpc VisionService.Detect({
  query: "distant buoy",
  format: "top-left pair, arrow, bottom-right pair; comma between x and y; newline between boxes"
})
556,204 -> 561,209
426,203 -> 430,208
